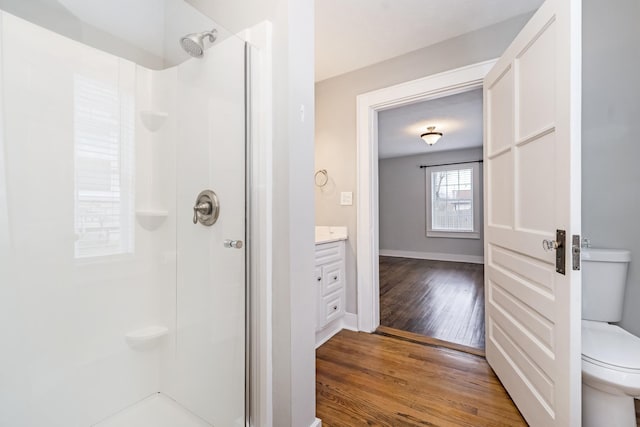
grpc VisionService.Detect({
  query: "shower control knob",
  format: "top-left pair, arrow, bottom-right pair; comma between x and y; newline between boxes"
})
192,190 -> 219,226
193,202 -> 212,224
224,239 -> 243,249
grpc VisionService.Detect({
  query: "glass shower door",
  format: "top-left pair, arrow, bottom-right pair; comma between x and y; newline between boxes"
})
165,35 -> 247,427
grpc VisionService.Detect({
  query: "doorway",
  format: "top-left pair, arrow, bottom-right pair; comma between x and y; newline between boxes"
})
354,59 -> 495,335
376,88 -> 486,351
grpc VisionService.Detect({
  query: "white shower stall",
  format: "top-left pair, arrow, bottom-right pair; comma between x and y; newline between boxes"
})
0,2 -> 249,426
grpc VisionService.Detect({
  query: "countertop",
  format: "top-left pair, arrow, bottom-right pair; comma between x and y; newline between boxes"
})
315,226 -> 348,244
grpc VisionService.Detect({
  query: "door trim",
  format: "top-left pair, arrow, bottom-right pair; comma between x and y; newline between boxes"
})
355,59 -> 497,332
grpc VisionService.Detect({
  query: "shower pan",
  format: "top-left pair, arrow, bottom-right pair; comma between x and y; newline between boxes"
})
0,2 -> 250,426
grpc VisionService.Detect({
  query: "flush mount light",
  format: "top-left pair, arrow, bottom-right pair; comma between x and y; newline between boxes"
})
420,126 -> 443,145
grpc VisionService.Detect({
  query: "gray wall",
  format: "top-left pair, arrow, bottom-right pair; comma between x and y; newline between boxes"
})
582,0 -> 640,337
315,13 -> 533,314
379,148 -> 484,260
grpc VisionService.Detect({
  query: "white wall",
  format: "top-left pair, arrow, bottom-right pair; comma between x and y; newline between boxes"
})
379,148 -> 484,262
315,13 -> 533,314
582,0 -> 640,336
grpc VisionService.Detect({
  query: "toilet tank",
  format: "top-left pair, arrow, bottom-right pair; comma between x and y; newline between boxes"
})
582,248 -> 631,322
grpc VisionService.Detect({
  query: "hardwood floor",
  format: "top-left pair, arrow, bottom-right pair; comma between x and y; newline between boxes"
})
316,330 -> 526,426
376,325 -> 485,357
379,256 -> 485,349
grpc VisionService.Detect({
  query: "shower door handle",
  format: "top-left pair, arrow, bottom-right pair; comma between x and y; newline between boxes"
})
224,240 -> 243,249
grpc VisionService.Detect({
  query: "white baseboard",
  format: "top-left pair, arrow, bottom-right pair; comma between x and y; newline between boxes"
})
379,249 -> 484,264
315,312 -> 357,348
342,312 -> 358,331
315,318 -> 343,348
310,417 -> 322,427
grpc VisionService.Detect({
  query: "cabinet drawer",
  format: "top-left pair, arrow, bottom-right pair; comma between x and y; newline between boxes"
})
321,290 -> 345,327
322,261 -> 343,295
315,241 -> 342,265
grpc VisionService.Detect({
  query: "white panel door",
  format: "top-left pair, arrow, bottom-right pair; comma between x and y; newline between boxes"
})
483,0 -> 581,425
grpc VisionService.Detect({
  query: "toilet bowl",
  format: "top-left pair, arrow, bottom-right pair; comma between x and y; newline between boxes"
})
582,320 -> 640,427
581,248 -> 640,427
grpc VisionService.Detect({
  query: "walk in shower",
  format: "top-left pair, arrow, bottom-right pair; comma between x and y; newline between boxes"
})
0,1 -> 249,426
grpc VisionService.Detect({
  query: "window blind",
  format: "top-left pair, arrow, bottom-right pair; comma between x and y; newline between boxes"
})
430,167 -> 474,232
74,74 -> 134,259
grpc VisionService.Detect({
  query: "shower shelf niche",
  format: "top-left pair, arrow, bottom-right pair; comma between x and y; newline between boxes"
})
135,209 -> 169,230
125,325 -> 169,350
140,110 -> 169,132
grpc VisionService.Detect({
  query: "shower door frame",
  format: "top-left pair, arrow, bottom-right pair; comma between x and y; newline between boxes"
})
243,21 -> 274,427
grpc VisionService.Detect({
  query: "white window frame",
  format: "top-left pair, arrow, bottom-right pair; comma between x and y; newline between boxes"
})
425,161 -> 480,239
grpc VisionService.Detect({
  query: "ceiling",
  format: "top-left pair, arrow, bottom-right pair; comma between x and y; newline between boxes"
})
378,88 -> 483,159
315,0 -> 543,82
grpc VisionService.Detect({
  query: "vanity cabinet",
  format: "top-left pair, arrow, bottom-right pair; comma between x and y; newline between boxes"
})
314,240 -> 346,331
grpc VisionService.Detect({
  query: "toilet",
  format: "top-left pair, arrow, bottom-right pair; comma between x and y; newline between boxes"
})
582,248 -> 640,427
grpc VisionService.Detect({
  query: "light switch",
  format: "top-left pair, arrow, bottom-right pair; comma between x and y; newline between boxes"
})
340,192 -> 353,206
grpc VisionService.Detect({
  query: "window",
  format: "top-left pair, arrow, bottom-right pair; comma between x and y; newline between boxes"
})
74,74 -> 135,259
426,162 -> 480,239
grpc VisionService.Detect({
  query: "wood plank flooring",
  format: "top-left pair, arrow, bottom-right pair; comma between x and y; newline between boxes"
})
376,325 -> 485,357
379,256 -> 485,349
316,330 -> 526,427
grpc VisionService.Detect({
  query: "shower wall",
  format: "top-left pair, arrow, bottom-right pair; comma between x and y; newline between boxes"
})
0,13 -> 164,426
0,9 -> 246,427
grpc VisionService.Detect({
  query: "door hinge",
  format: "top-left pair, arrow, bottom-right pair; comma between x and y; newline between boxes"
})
572,234 -> 581,271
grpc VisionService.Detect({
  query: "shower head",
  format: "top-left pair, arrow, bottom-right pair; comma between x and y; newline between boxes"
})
180,29 -> 217,58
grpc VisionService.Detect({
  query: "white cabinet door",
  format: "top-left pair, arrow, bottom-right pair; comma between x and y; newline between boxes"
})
314,267 -> 323,331
483,0 -> 581,425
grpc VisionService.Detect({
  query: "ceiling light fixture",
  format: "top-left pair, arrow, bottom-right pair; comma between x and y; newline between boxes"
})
420,126 -> 443,146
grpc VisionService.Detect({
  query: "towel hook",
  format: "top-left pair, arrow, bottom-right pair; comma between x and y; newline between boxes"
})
314,169 -> 328,187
